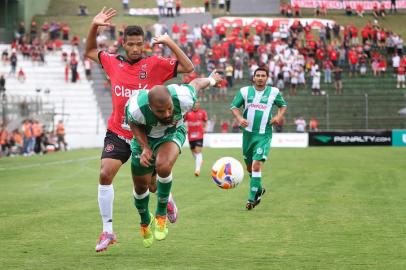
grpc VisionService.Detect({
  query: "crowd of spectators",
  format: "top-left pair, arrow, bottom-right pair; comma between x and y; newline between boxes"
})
1,19 -> 87,86
140,17 -> 404,98
0,119 -> 66,158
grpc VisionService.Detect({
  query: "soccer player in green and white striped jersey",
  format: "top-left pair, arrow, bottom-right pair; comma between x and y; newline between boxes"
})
230,67 -> 287,210
125,71 -> 222,247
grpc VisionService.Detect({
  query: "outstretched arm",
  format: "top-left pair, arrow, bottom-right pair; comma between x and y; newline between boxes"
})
153,34 -> 194,73
85,7 -> 117,63
189,70 -> 223,93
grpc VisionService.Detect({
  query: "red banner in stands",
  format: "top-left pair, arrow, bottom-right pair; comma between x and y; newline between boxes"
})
291,0 -> 406,10
213,17 -> 335,29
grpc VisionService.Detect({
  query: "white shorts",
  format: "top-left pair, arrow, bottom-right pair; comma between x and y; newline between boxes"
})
397,74 -> 405,82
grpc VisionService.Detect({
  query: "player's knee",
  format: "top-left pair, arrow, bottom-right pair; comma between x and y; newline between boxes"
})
134,183 -> 149,194
252,163 -> 261,172
99,170 -> 114,184
155,162 -> 172,178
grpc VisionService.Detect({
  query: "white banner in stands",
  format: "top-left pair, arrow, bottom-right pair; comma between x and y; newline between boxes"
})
129,7 -> 204,16
290,0 -> 406,10
184,133 -> 309,148
213,16 -> 335,29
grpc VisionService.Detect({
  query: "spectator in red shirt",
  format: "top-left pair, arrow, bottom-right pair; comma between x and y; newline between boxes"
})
171,22 -> 180,41
181,21 -> 189,35
175,0 -> 181,16
204,0 -> 209,12
218,77 -> 228,101
280,3 -> 287,16
62,24 -> 70,41
345,3 -> 352,16
323,59 -> 333,83
192,54 -> 201,73
243,25 -> 251,39
378,56 -> 387,77
373,2 -> 379,18
309,118 -> 319,131
329,49 -> 338,67
17,68 -> 26,83
356,3 -> 364,17
397,65 -> 405,88
320,2 -> 327,17
348,48 -> 358,77
294,3 -> 301,17
380,2 -> 386,17
220,119 -> 229,133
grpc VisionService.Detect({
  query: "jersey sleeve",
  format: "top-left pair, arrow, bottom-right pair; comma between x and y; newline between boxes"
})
230,89 -> 245,109
125,94 -> 146,126
171,84 -> 197,113
98,51 -> 116,76
274,92 -> 287,107
154,56 -> 178,82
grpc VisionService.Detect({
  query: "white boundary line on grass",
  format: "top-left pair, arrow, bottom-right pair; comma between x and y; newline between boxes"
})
0,156 -> 98,171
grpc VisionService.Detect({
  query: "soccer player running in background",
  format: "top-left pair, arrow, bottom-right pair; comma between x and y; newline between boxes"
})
230,68 -> 287,210
125,71 -> 222,247
184,101 -> 208,176
84,7 -> 194,252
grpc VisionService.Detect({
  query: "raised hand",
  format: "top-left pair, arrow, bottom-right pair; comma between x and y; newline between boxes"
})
92,7 -> 117,27
209,69 -> 223,85
152,33 -> 172,45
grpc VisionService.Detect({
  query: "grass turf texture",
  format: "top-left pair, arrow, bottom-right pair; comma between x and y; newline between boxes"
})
1,147 -> 405,269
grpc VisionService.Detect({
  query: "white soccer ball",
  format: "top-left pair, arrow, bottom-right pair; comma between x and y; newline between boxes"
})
211,157 -> 244,189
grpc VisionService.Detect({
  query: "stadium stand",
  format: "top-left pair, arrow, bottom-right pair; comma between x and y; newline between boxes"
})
0,44 -> 106,148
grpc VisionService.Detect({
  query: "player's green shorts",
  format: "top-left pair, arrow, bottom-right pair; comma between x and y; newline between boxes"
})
130,126 -> 186,176
242,131 -> 272,165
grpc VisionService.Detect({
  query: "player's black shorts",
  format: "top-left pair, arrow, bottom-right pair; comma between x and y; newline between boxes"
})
189,139 -> 204,150
101,130 -> 131,164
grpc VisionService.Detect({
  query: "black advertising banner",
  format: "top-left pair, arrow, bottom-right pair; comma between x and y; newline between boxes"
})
309,131 -> 392,146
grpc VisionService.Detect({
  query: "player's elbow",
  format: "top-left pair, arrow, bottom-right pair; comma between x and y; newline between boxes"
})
185,64 -> 194,73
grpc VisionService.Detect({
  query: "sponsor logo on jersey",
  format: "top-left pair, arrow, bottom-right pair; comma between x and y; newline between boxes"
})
105,143 -> 114,152
114,84 -> 149,97
256,148 -> 263,154
248,103 -> 268,110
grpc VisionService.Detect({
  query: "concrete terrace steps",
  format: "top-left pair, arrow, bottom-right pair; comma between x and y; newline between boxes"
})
0,44 -> 106,148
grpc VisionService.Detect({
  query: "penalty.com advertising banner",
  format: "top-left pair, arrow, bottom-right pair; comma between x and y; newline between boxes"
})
392,129 -> 406,147
309,131 -> 392,146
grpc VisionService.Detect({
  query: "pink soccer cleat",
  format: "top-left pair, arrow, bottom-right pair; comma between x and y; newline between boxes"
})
95,232 -> 117,252
167,193 -> 178,223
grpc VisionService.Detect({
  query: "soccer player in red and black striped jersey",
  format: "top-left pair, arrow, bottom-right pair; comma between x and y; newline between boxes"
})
85,7 -> 194,252
184,101 -> 208,176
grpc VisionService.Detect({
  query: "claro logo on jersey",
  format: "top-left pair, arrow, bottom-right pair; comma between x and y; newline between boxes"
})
114,84 -> 148,97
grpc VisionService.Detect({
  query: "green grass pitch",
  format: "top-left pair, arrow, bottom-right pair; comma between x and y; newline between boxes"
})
1,147 -> 405,269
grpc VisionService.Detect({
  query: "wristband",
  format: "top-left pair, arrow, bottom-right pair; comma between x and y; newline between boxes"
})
208,77 -> 216,86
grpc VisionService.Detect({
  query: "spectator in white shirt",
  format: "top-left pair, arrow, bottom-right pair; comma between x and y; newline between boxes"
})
392,52 -> 400,74
294,117 -> 307,133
